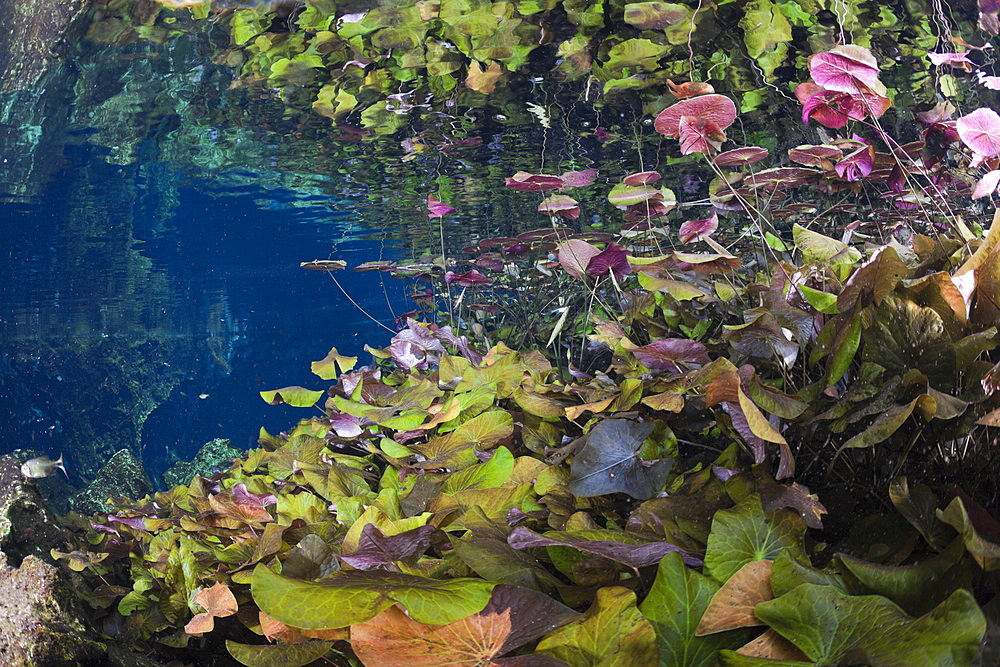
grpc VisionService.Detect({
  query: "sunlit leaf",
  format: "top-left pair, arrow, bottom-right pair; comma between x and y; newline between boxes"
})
260,386 -> 324,407
352,585 -> 580,666
623,2 -> 690,29
538,194 -> 581,220
654,94 -> 738,137
465,60 -> 503,94
713,147 -> 769,167
536,587 -> 658,666
251,565 -> 495,628
957,108 -> 1000,157
311,347 -> 358,380
679,212 -> 719,244
809,44 -> 886,95
505,171 -> 564,191
623,170 -> 661,185
427,194 -> 457,219
557,239 -> 602,281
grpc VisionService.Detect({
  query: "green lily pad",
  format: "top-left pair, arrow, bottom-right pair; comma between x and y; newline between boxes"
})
640,552 -> 750,666
704,495 -> 806,583
226,640 -> 334,667
251,565 -> 495,629
754,584 -> 985,665
259,386 -> 325,408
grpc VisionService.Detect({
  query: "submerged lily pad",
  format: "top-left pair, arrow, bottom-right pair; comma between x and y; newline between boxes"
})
568,419 -> 673,500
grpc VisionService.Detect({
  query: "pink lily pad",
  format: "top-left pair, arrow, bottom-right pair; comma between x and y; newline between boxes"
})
834,143 -> 875,181
557,239 -> 601,281
623,171 -> 661,186
427,194 -> 456,219
653,94 -> 737,138
678,211 -> 719,244
957,108 -> 1000,157
559,169 -> 599,188
678,115 -> 727,155
973,169 -> 1000,198
928,52 -> 974,71
809,45 -> 885,95
788,144 -> 843,167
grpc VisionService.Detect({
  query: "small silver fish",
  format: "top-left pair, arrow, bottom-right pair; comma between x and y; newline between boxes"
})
20,454 -> 67,479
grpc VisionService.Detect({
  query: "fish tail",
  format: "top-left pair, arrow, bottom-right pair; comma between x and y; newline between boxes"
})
56,453 -> 68,478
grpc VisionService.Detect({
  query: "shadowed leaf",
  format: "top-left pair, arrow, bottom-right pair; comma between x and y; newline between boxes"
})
567,419 -> 673,499
226,640 -> 334,667
508,526 -> 702,568
697,560 -> 773,635
754,585 -> 984,665
339,524 -> 436,571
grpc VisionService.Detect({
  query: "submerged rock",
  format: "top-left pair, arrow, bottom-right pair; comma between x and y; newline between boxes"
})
162,437 -> 243,489
0,553 -> 106,667
67,449 -> 152,515
0,456 -> 65,565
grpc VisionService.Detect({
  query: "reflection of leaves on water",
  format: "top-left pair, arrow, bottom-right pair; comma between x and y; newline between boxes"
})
568,419 -> 673,500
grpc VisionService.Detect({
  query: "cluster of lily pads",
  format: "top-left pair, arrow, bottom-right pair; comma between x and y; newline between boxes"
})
55,42 -> 1000,667
82,0 -> 991,136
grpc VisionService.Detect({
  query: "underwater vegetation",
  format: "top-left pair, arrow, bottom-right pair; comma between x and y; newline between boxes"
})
51,43 -> 1000,666
78,0 -> 1000,135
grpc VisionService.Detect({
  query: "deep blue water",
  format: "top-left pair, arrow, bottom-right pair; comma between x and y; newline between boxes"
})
1,143 -> 410,484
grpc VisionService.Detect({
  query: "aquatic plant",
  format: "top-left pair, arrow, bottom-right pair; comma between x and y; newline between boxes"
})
48,37 -> 1000,667
76,0 -> 988,136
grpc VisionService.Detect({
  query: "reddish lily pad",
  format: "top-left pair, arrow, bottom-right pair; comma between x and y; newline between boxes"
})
667,79 -> 715,98
623,171 -> 661,186
713,147 -> 769,167
538,194 -> 581,219
679,211 -> 719,243
505,171 -> 564,191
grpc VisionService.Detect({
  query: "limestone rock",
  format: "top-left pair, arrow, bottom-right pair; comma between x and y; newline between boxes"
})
162,437 -> 244,489
0,0 -> 90,93
0,456 -> 64,565
0,554 -> 106,666
68,449 -> 152,515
